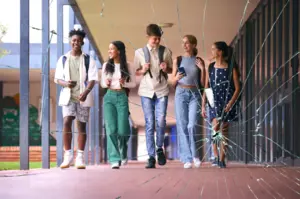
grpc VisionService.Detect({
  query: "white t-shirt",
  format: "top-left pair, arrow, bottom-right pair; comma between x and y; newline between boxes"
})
101,62 -> 136,89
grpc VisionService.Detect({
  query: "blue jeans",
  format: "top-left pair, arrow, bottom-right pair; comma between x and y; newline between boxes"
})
175,86 -> 201,163
141,94 -> 168,157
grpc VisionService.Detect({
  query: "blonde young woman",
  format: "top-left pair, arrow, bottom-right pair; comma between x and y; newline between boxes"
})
171,35 -> 205,169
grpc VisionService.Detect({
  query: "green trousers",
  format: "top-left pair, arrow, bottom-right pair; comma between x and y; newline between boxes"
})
104,90 -> 130,163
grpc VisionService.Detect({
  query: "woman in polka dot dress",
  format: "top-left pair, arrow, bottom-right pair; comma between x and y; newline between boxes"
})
202,41 -> 241,168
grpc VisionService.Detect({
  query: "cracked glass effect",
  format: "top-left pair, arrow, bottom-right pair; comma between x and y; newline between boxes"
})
1,0 -> 300,198
94,0 -> 300,197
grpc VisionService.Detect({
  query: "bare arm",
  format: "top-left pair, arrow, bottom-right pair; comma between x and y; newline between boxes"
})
165,48 -> 173,74
134,50 -> 147,76
202,66 -> 209,107
57,79 -> 68,87
200,66 -> 206,87
228,68 -> 241,106
136,67 -> 147,76
171,58 -> 184,88
78,80 -> 95,102
86,80 -> 96,92
171,58 -> 178,87
123,64 -> 137,88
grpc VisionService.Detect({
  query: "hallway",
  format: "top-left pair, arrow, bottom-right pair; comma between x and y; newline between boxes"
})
1,161 -> 300,199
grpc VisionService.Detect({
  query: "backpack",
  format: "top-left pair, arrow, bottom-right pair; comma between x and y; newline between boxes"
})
143,45 -> 168,83
62,54 -> 90,82
208,62 -> 242,104
176,56 -> 203,93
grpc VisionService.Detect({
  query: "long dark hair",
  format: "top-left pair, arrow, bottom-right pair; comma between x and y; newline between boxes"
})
214,41 -> 240,77
105,41 -> 130,81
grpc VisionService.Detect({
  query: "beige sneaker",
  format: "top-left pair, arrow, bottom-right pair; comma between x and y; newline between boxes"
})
184,162 -> 192,169
75,153 -> 86,169
193,158 -> 201,168
111,162 -> 120,169
121,159 -> 128,166
60,151 -> 73,169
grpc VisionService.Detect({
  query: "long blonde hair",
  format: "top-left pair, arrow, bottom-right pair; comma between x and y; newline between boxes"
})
183,35 -> 198,56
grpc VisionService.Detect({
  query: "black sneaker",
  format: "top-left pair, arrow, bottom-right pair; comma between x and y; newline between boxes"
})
219,161 -> 226,168
211,157 -> 219,167
145,156 -> 156,169
157,148 -> 166,166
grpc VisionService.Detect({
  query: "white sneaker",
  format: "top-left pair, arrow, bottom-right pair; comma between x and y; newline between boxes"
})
60,151 -> 73,169
111,162 -> 120,169
184,162 -> 192,169
121,159 -> 128,166
75,153 -> 86,169
193,158 -> 201,168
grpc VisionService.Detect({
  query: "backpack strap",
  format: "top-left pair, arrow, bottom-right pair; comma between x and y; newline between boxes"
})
158,45 -> 168,83
158,46 -> 165,64
208,62 -> 215,88
142,46 -> 153,78
174,56 -> 182,87
84,54 -> 90,82
62,56 -> 67,66
62,56 -> 67,80
196,57 -> 203,90
176,56 -> 182,69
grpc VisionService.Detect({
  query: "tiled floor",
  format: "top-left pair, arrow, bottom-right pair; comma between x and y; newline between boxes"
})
1,161 -> 300,199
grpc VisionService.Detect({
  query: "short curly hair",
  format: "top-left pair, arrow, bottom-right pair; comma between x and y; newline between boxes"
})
69,29 -> 86,39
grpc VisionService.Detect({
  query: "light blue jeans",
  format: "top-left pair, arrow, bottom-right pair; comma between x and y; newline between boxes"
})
175,86 -> 201,163
141,94 -> 168,157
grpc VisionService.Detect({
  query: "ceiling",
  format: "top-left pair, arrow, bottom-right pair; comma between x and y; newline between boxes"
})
73,0 -> 260,62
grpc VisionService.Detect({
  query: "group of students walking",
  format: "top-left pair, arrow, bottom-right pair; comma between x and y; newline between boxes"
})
54,23 -> 241,170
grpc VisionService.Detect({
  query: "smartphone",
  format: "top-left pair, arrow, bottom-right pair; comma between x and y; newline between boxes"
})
69,81 -> 77,85
178,67 -> 186,76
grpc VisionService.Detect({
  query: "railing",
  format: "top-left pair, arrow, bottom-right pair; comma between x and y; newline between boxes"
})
230,0 -> 299,165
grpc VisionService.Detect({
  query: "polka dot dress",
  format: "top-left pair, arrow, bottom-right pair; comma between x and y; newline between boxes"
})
208,64 -> 238,123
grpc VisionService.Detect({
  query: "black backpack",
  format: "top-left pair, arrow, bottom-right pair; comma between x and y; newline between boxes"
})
143,45 -> 168,83
62,54 -> 90,82
176,56 -> 203,93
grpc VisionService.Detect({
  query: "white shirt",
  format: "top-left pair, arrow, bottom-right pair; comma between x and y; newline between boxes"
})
54,51 -> 99,107
101,62 -> 136,89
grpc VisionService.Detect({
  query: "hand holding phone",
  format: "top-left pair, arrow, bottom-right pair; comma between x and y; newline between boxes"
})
67,80 -> 77,88
178,67 -> 186,76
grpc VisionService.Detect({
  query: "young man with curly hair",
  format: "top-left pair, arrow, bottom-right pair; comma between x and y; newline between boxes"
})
54,29 -> 98,169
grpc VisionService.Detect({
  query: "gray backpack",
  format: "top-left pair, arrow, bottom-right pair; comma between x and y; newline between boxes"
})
142,45 -> 168,83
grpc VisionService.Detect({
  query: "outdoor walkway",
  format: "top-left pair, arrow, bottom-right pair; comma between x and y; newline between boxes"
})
1,161 -> 300,199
